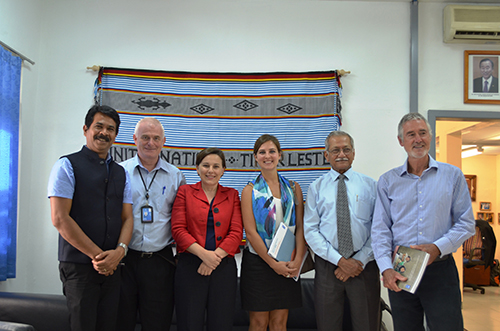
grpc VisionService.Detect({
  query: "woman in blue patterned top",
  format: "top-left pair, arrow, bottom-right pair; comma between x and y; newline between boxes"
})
240,134 -> 307,331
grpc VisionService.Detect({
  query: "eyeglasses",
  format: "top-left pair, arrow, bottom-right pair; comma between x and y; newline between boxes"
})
140,135 -> 163,143
327,148 -> 352,155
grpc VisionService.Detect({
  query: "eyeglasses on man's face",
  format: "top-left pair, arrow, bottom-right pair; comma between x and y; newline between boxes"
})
327,148 -> 352,155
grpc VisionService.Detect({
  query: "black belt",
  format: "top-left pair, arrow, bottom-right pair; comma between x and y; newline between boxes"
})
129,244 -> 174,261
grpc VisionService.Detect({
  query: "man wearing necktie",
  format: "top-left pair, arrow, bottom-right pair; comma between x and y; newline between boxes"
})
304,131 -> 380,331
473,58 -> 499,93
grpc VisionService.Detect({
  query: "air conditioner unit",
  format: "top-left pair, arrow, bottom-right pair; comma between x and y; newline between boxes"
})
444,5 -> 500,44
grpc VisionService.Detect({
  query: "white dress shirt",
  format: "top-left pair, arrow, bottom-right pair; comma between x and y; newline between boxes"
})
304,167 -> 377,268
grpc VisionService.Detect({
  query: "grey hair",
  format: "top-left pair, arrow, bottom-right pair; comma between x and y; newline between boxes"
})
134,117 -> 165,137
324,131 -> 355,151
397,113 -> 432,141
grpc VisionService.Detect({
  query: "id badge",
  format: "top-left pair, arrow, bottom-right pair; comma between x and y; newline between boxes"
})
141,205 -> 154,223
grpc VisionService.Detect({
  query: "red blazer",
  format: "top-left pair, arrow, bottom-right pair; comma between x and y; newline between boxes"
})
171,182 -> 243,257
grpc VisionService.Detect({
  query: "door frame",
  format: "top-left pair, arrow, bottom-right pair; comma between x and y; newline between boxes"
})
428,110 -> 500,159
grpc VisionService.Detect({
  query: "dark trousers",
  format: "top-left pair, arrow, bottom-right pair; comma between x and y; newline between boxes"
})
314,256 -> 381,331
175,253 -> 237,331
59,262 -> 120,331
388,256 -> 463,331
117,247 -> 176,331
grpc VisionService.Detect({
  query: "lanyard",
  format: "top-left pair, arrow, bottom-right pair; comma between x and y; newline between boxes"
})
138,167 -> 159,201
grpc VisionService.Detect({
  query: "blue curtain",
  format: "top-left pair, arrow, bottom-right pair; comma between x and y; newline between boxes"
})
0,46 -> 21,280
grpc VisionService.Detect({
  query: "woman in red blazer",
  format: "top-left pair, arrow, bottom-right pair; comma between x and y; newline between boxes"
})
171,147 -> 243,331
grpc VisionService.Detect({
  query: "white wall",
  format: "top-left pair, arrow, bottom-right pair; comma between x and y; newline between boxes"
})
419,2 -> 500,114
2,4 -> 496,331
0,0 -> 411,295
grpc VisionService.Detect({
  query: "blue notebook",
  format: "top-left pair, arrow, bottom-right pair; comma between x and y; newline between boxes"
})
268,223 -> 296,262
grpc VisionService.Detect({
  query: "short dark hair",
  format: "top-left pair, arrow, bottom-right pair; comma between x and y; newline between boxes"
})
479,58 -> 494,69
196,147 -> 226,168
85,105 -> 121,134
253,134 -> 282,155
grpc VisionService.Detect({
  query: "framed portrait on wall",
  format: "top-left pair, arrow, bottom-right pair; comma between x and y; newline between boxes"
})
480,202 -> 491,211
464,175 -> 476,202
477,212 -> 493,223
464,50 -> 500,104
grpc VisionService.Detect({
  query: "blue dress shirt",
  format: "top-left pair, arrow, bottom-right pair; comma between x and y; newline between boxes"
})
371,156 -> 475,273
304,167 -> 377,268
120,155 -> 186,252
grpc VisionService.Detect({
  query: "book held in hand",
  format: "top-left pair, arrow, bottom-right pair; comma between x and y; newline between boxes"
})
392,246 -> 430,294
268,223 -> 310,282
268,222 -> 295,262
292,249 -> 311,281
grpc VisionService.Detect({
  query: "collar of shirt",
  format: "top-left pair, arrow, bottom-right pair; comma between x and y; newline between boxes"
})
328,166 -> 354,181
483,76 -> 493,86
83,145 -> 113,164
399,155 -> 439,177
133,155 -> 171,174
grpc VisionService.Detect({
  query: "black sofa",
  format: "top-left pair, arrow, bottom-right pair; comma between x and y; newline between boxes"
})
0,277 -> 317,331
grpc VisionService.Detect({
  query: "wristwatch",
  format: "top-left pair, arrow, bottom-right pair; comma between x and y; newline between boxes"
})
117,242 -> 128,257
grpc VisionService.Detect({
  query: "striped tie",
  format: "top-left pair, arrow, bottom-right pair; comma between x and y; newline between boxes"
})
337,174 -> 353,259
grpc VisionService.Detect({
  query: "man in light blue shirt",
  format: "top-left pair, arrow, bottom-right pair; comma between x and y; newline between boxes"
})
371,113 -> 475,331
48,105 -> 134,331
117,118 -> 186,331
304,131 -> 380,331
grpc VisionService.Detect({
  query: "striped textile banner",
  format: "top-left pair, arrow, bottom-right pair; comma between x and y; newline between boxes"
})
95,68 -> 342,196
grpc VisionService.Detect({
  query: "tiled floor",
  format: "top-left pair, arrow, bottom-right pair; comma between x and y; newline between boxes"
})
463,286 -> 500,331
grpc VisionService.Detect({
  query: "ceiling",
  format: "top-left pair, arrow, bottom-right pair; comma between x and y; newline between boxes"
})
438,119 -> 500,156
461,121 -> 500,156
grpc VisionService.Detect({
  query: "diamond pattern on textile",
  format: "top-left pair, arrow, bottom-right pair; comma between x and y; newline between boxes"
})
277,103 -> 302,114
234,100 -> 258,111
337,174 -> 353,259
191,104 -> 214,114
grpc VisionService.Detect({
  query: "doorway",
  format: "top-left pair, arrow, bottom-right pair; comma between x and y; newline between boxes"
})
429,109 -> 500,258
429,109 -> 500,331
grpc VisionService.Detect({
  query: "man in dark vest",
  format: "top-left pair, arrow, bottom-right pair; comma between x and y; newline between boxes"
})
48,105 -> 134,331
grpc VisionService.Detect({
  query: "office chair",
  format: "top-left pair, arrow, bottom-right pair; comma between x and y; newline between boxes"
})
463,220 -> 497,294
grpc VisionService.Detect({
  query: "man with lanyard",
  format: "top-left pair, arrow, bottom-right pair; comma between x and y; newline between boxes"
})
371,112 -> 475,330
304,131 -> 380,331
48,105 -> 134,331
118,117 -> 186,331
